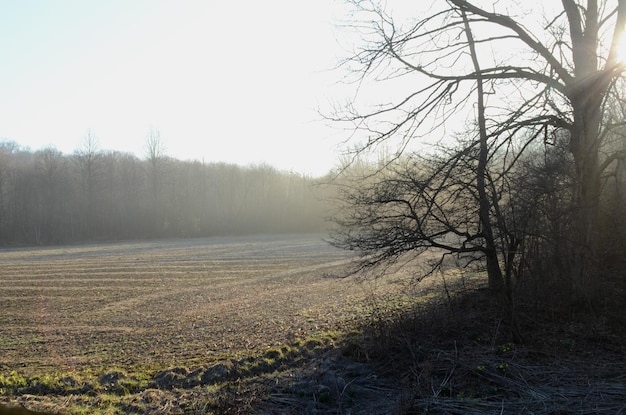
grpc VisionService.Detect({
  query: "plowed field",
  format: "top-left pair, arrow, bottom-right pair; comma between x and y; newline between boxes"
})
0,234 -> 384,376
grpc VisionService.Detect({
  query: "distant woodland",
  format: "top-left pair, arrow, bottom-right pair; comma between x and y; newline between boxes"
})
0,140 -> 330,246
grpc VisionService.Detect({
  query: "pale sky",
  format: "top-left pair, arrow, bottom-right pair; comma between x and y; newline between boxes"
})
0,0 -> 353,177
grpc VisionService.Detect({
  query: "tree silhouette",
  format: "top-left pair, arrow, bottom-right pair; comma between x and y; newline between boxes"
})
331,0 -> 626,306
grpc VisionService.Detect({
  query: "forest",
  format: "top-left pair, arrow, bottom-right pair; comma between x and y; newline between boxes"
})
0,139 -> 330,246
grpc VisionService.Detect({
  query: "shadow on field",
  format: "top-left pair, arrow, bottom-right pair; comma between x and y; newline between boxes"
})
1,276 -> 624,414
347,285 -> 626,414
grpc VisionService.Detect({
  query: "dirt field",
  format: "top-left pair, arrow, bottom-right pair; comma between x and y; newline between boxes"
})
0,233 -> 397,377
2,235 -> 624,414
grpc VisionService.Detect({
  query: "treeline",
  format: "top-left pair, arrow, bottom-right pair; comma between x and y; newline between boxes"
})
0,141 -> 330,246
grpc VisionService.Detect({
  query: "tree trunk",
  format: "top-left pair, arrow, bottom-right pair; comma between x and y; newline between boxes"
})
461,10 -> 504,292
569,115 -> 602,307
563,0 -> 612,307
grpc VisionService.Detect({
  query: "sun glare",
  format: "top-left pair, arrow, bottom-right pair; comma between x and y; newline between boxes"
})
613,24 -> 626,66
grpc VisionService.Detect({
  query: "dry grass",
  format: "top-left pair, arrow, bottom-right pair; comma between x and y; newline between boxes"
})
345,276 -> 626,415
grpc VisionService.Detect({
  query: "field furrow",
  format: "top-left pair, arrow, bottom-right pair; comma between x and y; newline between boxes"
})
0,234 -> 400,376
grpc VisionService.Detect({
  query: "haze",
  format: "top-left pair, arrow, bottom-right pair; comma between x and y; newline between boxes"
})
0,0 -> 350,177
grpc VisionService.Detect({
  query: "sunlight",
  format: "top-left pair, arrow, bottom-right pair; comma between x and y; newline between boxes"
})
613,24 -> 626,66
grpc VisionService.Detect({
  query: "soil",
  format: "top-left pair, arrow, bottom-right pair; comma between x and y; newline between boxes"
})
0,234 -> 415,413
0,234 -> 366,374
0,234 -> 624,414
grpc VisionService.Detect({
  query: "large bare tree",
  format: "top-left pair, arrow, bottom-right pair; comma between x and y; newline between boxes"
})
331,0 -> 626,305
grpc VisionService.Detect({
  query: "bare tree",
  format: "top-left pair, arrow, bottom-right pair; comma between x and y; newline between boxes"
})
331,0 -> 626,305
145,127 -> 165,165
144,127 -> 167,233
73,129 -> 103,237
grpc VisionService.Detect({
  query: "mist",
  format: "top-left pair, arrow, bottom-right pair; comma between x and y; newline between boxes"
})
0,141 -> 333,246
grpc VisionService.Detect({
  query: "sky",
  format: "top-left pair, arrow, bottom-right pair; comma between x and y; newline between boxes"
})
0,0 -> 354,177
